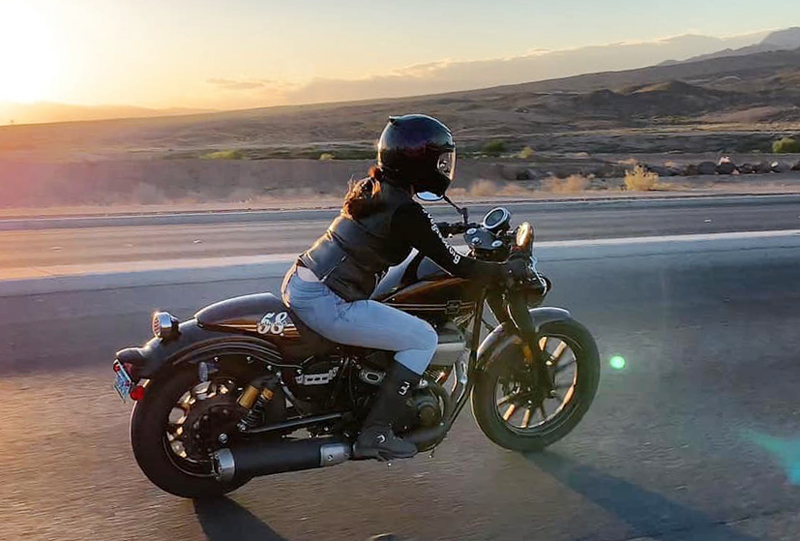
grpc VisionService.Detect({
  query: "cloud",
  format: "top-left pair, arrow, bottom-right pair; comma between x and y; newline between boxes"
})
206,78 -> 277,91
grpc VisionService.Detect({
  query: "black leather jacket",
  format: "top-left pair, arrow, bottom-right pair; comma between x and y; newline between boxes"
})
298,180 -> 503,301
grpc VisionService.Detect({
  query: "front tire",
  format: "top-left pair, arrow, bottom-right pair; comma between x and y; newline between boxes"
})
472,318 -> 600,452
130,367 -> 250,499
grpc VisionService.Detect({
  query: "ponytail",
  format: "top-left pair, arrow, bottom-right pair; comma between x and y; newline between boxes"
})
342,167 -> 385,219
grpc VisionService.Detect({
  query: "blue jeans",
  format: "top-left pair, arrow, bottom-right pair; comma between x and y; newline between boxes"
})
282,269 -> 438,375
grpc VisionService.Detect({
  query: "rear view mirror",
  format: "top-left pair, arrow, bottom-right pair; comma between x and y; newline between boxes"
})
416,191 -> 443,202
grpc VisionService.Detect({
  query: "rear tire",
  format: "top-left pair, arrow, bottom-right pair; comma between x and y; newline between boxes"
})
130,367 -> 251,499
472,319 -> 600,452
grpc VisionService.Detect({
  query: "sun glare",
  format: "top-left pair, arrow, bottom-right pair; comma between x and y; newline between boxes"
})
0,3 -> 58,102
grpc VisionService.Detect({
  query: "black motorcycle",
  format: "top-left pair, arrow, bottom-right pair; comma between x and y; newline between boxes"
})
112,201 -> 600,498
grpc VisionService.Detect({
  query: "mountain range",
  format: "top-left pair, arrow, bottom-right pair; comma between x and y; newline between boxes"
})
0,102 -> 211,126
662,26 -> 800,64
3,27 -> 800,126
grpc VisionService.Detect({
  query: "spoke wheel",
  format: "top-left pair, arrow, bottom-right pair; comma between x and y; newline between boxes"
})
494,336 -> 578,434
472,319 -> 600,452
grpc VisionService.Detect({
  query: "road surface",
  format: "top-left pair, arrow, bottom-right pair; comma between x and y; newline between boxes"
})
1,195 -> 799,273
0,196 -> 799,541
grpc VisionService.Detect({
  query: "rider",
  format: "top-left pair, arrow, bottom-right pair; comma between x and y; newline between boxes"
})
282,114 -> 529,460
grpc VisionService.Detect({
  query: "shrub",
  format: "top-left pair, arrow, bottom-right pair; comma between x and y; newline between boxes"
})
772,137 -> 800,154
318,152 -> 335,161
201,149 -> 245,160
542,174 -> 592,193
516,146 -> 536,159
624,165 -> 659,191
482,140 -> 507,156
468,180 -> 499,196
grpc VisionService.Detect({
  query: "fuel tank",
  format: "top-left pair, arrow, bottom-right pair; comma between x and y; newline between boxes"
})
373,252 -> 477,322
373,252 -> 478,369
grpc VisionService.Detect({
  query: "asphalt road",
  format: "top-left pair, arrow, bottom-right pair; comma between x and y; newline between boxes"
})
1,195 -> 800,272
1,198 -> 800,541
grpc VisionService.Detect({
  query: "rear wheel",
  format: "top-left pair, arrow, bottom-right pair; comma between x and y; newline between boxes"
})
472,319 -> 600,452
130,366 -> 252,499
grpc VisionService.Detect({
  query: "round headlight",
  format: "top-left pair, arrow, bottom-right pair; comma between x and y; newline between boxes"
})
516,222 -> 533,249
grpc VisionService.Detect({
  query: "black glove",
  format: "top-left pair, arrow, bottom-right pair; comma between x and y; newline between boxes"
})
504,252 -> 532,285
435,221 -> 453,237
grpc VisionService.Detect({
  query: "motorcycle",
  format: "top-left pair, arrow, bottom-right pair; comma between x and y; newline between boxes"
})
112,198 -> 600,498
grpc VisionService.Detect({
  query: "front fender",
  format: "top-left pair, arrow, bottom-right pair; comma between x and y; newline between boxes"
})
116,319 -> 286,379
476,307 -> 571,370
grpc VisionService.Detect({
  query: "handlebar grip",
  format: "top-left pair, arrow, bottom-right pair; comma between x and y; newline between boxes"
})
448,222 -> 469,235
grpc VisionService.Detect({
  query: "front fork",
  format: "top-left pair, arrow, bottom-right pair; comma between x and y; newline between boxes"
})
491,291 -> 555,393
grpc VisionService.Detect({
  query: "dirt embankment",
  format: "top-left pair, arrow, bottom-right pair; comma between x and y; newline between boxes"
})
2,153 -> 800,209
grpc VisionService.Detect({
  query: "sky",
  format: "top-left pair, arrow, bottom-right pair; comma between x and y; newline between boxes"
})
0,0 -> 798,111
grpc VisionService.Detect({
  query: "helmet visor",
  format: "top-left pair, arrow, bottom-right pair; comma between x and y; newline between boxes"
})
437,149 -> 456,182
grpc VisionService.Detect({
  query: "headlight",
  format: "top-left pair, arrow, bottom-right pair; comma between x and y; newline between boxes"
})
152,311 -> 179,341
516,222 -> 533,250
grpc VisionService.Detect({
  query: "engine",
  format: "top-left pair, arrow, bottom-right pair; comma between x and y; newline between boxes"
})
284,357 -> 341,403
283,353 -> 447,435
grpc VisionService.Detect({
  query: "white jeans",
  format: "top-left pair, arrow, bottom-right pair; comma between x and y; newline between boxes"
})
282,269 -> 438,375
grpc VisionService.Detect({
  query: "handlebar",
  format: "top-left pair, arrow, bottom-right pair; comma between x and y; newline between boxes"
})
439,221 -> 476,237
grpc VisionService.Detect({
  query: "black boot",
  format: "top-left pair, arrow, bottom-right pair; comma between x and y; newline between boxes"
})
354,363 -> 420,461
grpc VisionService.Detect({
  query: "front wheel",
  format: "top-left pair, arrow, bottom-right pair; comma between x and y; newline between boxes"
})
472,318 -> 600,452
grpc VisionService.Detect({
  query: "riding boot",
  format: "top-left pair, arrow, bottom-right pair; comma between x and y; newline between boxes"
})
354,363 -> 421,460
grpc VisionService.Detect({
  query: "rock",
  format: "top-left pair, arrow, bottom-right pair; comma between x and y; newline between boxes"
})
716,161 -> 737,174
739,163 -> 755,174
697,161 -> 717,175
515,168 -> 534,181
645,165 -> 670,177
685,163 -> 699,176
666,165 -> 685,176
791,160 -> 800,171
497,164 -> 521,181
755,161 -> 773,174
716,157 -> 737,175
590,164 -> 620,178
771,161 -> 788,173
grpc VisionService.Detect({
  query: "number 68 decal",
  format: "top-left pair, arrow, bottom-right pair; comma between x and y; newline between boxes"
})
257,312 -> 289,335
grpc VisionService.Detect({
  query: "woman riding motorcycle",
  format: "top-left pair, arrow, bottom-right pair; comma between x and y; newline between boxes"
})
282,114 -> 529,460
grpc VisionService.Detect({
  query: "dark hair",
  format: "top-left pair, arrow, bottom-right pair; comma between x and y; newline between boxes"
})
342,166 -> 386,219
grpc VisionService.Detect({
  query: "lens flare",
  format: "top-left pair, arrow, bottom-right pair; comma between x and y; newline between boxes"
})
743,430 -> 800,485
609,356 -> 626,370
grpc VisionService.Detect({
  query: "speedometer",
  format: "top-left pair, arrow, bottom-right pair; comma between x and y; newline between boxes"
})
482,207 -> 511,232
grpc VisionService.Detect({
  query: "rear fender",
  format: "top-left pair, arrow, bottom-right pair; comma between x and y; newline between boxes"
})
476,307 -> 571,371
116,319 -> 292,380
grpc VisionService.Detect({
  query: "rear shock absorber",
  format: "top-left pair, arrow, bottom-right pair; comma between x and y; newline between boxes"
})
236,376 -> 279,432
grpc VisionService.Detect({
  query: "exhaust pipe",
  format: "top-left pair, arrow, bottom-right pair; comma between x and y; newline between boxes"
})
212,438 -> 351,483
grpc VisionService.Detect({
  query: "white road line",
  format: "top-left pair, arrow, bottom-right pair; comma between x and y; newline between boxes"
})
534,229 -> 800,248
0,229 -> 799,284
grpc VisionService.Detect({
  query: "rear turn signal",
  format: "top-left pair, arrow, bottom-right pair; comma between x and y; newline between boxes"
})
152,311 -> 179,341
130,385 -> 146,401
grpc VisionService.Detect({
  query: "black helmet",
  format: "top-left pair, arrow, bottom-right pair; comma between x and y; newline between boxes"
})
377,114 -> 456,197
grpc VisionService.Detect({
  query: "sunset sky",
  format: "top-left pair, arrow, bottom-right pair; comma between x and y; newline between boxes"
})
1,0 -> 798,111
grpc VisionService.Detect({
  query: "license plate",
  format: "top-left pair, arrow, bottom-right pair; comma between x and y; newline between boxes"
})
113,360 -> 134,402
